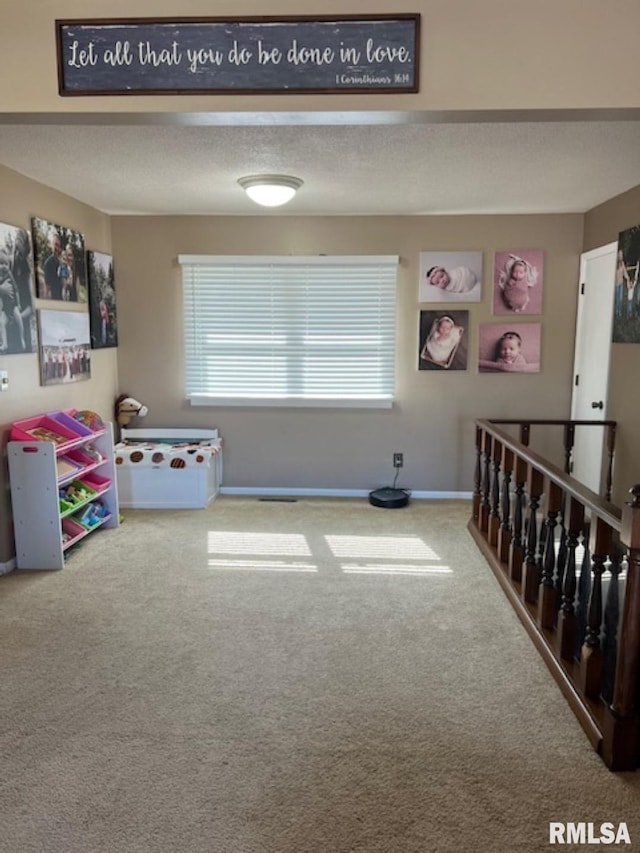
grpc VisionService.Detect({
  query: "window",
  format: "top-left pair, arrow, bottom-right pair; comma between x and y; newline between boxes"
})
179,255 -> 399,407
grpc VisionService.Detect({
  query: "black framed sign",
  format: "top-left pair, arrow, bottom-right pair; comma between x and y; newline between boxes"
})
56,15 -> 420,95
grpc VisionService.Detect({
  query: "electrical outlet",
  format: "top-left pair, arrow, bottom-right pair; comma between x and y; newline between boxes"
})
393,452 -> 403,468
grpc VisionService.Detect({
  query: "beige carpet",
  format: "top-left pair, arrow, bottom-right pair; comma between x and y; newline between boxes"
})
1,497 -> 639,853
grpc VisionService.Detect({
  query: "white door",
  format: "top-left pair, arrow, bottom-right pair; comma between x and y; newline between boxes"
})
570,242 -> 617,494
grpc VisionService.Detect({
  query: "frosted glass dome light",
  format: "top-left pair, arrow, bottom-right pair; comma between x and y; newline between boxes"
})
238,174 -> 303,207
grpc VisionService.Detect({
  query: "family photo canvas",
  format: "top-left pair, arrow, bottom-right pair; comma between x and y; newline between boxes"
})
0,221 -> 37,354
418,251 -> 482,303
612,224 -> 640,343
38,309 -> 91,386
88,250 -> 118,349
32,216 -> 88,303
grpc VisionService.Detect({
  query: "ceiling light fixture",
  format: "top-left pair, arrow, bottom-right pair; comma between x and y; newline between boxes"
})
238,174 -> 303,207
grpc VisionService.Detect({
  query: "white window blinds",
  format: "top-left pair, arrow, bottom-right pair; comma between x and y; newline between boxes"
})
179,255 -> 399,408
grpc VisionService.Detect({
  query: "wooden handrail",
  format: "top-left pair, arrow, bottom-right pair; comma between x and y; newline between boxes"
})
487,418 -> 617,500
489,419 -> 616,427
476,420 -> 621,530
491,418 -> 617,501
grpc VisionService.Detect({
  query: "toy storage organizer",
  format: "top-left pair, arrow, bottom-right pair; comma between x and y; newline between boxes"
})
8,410 -> 119,570
114,427 -> 222,509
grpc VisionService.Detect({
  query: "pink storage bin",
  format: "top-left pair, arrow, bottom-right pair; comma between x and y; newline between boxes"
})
10,413 -> 85,450
61,517 -> 87,549
65,447 -> 105,468
80,472 -> 111,495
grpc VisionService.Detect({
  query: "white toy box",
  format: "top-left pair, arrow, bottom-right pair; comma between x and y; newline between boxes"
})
114,427 -> 222,509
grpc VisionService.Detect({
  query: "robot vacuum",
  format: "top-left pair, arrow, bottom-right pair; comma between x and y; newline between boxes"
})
368,487 -> 410,509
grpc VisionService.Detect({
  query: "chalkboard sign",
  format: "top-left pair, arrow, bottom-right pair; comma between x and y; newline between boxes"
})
56,15 -> 420,95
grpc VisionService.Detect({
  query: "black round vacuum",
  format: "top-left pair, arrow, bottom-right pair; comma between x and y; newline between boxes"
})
368,487 -> 410,509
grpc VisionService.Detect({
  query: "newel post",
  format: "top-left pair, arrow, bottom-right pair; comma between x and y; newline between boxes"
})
602,485 -> 640,770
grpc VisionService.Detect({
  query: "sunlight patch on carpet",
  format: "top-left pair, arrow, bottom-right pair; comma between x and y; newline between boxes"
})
325,534 -> 440,560
205,530 -> 449,575
341,563 -> 452,576
207,531 -> 311,555
207,559 -> 318,572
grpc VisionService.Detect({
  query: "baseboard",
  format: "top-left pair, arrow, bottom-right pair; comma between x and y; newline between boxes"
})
220,487 -> 472,500
0,557 -> 16,575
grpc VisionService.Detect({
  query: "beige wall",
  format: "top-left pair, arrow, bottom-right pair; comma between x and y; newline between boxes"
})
112,213 -> 583,493
584,185 -> 640,505
2,0 -> 640,114
0,166 -> 117,565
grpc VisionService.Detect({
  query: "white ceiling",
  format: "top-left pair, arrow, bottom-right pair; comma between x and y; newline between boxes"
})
1,114 -> 639,216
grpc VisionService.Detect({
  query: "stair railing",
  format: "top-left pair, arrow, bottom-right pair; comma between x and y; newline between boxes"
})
469,418 -> 639,771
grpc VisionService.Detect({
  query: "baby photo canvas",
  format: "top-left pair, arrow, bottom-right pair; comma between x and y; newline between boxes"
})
418,251 -> 482,303
492,250 -> 544,315
419,310 -> 469,371
478,322 -> 541,373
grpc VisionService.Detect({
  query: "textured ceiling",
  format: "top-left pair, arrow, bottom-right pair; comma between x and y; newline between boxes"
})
1,117 -> 639,216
